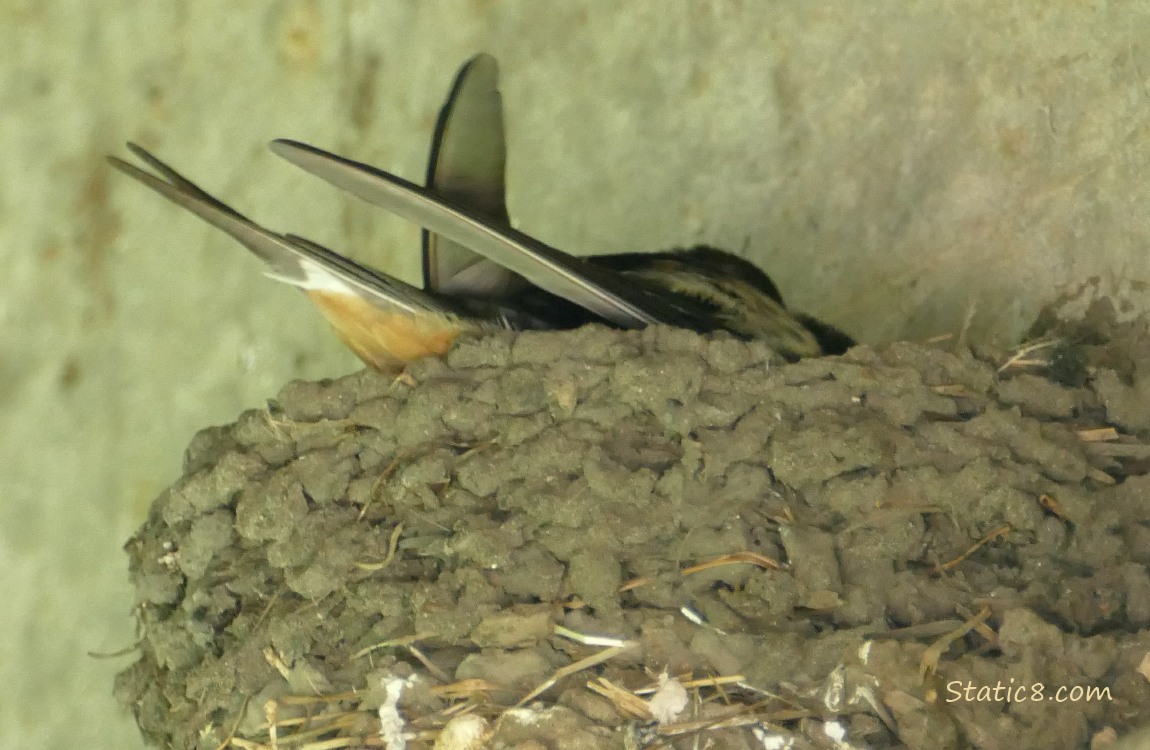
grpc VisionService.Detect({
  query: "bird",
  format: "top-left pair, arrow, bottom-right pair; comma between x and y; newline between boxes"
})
108,54 -> 852,372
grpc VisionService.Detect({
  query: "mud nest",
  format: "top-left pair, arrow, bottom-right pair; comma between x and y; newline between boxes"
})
117,300 -> 1150,750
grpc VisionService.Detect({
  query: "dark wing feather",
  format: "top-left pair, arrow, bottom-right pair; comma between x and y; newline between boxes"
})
422,53 -> 522,298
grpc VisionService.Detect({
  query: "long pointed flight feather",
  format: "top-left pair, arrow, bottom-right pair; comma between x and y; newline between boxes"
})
107,145 -> 454,319
269,139 -> 683,329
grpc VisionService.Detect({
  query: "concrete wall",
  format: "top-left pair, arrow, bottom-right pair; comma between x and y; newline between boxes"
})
3,2 -> 1148,747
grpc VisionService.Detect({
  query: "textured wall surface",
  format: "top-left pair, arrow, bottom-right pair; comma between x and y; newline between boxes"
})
3,2 -> 1149,748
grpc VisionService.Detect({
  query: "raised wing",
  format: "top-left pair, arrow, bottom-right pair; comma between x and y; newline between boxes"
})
423,53 -> 521,298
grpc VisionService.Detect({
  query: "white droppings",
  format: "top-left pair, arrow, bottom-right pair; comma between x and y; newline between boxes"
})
646,673 -> 689,724
502,706 -> 545,726
433,714 -> 490,750
824,719 -> 846,742
752,725 -> 796,749
377,675 -> 412,750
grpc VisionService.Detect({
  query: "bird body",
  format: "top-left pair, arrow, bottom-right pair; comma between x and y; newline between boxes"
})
109,54 -> 851,371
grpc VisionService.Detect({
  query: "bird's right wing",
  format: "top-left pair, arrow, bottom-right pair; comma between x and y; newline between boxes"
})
422,53 -> 523,298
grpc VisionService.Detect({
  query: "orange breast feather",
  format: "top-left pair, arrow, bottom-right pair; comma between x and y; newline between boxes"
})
306,291 -> 467,371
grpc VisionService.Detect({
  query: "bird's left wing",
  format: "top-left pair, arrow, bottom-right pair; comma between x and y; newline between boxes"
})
270,139 -> 712,330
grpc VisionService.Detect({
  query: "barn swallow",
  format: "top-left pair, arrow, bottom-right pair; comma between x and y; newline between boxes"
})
108,54 -> 852,371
